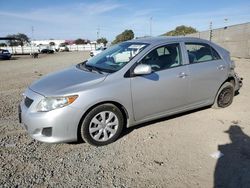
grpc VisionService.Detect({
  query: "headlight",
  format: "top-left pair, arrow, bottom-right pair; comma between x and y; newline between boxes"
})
37,95 -> 78,112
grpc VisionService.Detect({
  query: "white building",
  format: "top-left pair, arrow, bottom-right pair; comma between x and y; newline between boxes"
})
31,39 -> 66,46
1,39 -> 100,54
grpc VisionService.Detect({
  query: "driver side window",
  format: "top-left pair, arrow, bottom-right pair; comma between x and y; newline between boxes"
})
140,43 -> 182,71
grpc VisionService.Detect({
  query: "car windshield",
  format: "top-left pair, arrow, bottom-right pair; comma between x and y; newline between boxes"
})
78,42 -> 148,73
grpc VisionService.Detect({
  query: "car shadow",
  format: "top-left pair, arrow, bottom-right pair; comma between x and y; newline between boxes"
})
119,106 -> 210,139
10,56 -> 21,60
70,106 -> 211,145
214,125 -> 250,188
234,90 -> 240,96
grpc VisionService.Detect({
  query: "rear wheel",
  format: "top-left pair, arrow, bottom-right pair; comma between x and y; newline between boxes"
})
213,82 -> 234,108
80,104 -> 124,146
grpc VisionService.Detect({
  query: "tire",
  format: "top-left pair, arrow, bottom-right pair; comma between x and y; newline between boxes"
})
80,104 -> 124,146
212,82 -> 235,109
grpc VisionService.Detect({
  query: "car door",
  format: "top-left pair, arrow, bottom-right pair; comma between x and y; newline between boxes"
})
184,42 -> 228,106
130,43 -> 189,121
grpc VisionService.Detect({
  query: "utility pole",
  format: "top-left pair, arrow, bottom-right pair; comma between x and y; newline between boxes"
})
97,25 -> 100,40
150,17 -> 153,36
224,18 -> 228,29
31,26 -> 34,40
209,21 -> 213,41
223,18 -> 228,44
31,26 -> 34,53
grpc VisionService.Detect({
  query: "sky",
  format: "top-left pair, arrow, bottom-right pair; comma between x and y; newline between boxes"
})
0,0 -> 250,41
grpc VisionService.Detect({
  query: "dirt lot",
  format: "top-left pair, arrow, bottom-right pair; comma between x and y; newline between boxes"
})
0,52 -> 250,187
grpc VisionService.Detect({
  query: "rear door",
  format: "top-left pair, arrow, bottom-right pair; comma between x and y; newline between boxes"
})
184,42 -> 228,106
131,43 -> 189,121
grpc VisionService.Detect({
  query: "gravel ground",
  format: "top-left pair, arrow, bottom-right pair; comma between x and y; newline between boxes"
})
0,52 -> 250,187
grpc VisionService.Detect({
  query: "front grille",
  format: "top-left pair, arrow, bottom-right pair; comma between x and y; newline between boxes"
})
24,97 -> 34,108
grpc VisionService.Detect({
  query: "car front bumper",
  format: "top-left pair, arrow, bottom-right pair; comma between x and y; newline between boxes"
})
19,88 -> 82,143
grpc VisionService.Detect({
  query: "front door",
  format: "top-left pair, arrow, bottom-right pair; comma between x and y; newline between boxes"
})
131,43 -> 189,121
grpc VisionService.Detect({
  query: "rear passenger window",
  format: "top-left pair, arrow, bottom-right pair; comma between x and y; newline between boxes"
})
141,43 -> 182,71
185,43 -> 221,64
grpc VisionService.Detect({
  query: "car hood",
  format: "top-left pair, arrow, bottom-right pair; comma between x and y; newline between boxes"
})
29,66 -> 107,96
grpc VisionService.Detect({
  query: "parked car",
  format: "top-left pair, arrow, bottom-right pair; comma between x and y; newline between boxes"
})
90,47 -> 106,57
40,48 -> 54,54
19,37 -> 243,146
58,44 -> 69,52
0,49 -> 12,60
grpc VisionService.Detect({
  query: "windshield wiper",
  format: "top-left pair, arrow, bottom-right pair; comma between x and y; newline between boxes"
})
78,62 -> 91,72
85,64 -> 104,74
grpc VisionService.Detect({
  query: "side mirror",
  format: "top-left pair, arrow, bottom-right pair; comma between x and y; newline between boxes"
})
133,64 -> 152,75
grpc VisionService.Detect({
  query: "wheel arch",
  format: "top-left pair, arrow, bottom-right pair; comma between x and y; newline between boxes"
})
213,76 -> 236,105
77,101 -> 129,141
224,76 -> 236,87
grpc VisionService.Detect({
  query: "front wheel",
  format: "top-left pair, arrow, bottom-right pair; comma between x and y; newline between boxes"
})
80,104 -> 124,146
213,82 -> 235,109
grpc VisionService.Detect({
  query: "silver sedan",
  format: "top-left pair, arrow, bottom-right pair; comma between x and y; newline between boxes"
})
19,37 -> 242,146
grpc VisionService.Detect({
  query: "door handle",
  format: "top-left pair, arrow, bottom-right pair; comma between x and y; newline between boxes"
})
178,72 -> 188,78
217,65 -> 225,70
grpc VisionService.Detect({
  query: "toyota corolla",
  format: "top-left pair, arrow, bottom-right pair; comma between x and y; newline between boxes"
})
19,37 -> 242,146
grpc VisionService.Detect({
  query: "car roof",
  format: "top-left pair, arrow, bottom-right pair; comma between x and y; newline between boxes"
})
132,36 -> 211,45
131,36 -> 227,53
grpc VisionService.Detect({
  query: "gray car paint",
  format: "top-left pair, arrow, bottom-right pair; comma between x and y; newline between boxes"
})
20,37 -> 241,143
30,66 -> 107,96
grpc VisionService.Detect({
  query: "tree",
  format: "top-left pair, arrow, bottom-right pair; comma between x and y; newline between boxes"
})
74,38 -> 87,45
163,25 -> 198,36
0,43 -> 7,47
97,37 -> 108,46
6,33 -> 30,46
112,29 -> 134,44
